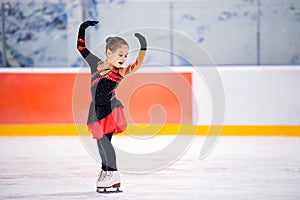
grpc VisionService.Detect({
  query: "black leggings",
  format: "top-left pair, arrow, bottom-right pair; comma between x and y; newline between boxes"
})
97,132 -> 117,171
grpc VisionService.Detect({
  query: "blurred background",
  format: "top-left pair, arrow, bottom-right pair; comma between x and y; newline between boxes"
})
0,0 -> 299,68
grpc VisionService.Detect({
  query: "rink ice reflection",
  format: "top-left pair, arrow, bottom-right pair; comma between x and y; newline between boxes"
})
0,136 -> 299,200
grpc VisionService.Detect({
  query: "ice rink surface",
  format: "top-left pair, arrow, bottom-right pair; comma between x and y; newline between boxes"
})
0,136 -> 299,200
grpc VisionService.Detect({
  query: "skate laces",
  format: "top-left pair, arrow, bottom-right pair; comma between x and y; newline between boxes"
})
106,171 -> 114,180
98,170 -> 113,182
98,170 -> 106,182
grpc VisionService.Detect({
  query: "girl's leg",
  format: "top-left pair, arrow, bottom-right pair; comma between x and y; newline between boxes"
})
97,132 -> 117,171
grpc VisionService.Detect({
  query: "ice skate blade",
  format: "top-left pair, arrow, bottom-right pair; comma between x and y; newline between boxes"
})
97,183 -> 122,193
97,183 -> 121,189
96,187 -> 123,194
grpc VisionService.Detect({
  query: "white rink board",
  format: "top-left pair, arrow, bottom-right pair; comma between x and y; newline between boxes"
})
0,136 -> 299,200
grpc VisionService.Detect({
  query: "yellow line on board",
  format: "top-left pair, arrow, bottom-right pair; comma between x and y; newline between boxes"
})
0,124 -> 299,137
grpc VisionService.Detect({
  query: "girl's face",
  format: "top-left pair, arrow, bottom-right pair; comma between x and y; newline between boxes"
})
106,44 -> 129,68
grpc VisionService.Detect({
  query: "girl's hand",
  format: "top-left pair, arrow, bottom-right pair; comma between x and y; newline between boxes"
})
134,33 -> 147,50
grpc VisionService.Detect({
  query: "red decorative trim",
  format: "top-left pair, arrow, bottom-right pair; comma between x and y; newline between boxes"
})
77,46 -> 86,51
125,65 -> 131,75
112,68 -> 119,73
78,38 -> 85,43
124,61 -> 138,75
131,64 -> 135,70
91,69 -> 123,87
91,77 -> 102,87
109,72 -> 122,81
91,71 -> 99,78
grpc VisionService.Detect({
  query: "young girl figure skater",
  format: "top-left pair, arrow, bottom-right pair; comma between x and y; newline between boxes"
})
77,20 -> 147,192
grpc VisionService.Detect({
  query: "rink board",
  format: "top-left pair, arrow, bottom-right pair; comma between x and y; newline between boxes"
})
0,70 -> 192,124
0,67 -> 299,137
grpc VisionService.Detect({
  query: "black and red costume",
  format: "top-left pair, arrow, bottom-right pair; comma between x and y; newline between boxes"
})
78,39 -> 127,139
76,21 -> 146,140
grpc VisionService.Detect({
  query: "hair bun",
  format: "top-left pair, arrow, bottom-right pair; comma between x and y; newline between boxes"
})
105,36 -> 129,52
106,37 -> 113,43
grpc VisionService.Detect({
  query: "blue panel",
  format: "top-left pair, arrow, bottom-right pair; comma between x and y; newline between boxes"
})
1,0 -> 68,67
0,0 -> 299,67
260,0 -> 300,65
173,1 -> 257,65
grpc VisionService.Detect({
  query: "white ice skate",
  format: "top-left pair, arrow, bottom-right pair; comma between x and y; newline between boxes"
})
96,170 -> 122,193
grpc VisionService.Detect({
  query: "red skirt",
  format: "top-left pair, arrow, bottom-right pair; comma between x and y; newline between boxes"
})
87,107 -> 127,139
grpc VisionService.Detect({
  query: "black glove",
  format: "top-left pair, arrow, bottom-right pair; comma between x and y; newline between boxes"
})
134,33 -> 147,50
78,20 -> 99,38
80,20 -> 99,29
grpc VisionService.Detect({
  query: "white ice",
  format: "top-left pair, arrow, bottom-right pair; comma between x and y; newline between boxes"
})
0,136 -> 299,200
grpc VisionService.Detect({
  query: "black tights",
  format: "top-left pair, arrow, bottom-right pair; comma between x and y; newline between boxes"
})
97,132 -> 117,171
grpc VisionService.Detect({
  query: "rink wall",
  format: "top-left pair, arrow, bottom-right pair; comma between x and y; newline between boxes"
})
0,67 -> 299,136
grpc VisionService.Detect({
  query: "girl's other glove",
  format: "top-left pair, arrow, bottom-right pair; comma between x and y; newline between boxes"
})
134,33 -> 147,50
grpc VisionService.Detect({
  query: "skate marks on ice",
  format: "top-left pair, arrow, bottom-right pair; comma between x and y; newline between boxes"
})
3,190 -> 126,199
3,192 -> 96,200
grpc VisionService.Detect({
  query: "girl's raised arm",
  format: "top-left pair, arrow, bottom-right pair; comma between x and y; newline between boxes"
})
120,33 -> 147,76
77,20 -> 101,72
